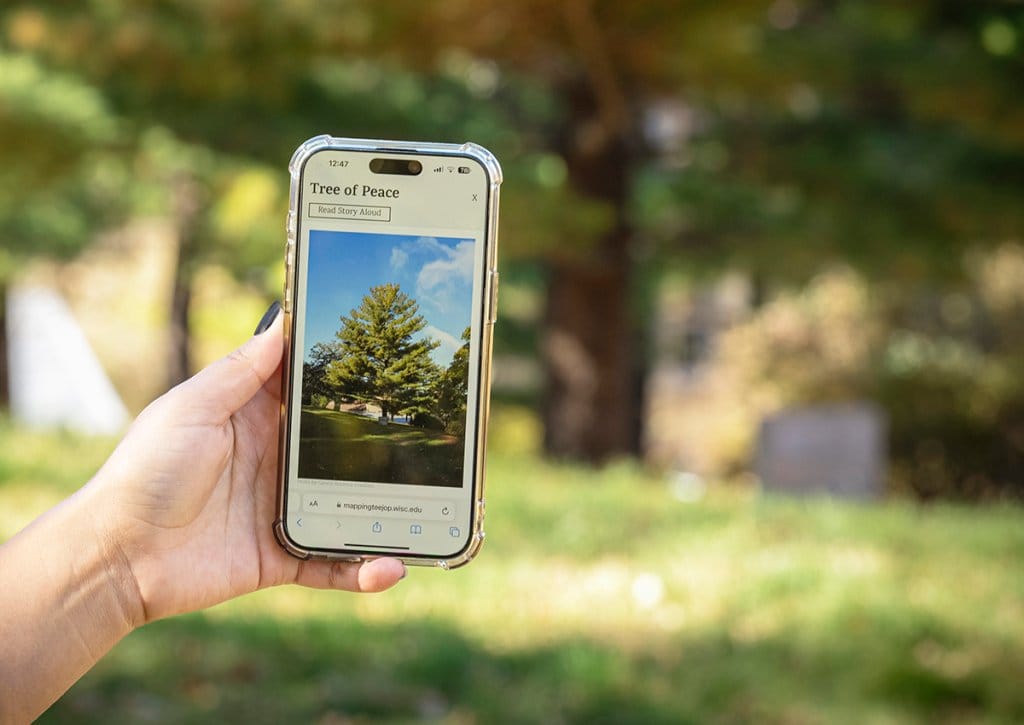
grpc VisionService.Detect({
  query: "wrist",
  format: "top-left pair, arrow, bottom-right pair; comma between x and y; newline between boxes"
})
0,477 -> 142,720
74,477 -> 148,632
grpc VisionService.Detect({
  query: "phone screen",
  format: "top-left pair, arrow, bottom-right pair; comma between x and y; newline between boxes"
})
282,148 -> 494,559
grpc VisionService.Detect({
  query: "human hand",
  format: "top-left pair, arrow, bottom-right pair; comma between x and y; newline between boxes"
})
88,303 -> 405,625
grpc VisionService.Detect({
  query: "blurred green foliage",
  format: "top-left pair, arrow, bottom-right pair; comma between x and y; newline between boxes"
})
9,1 -> 1020,283
693,262 -> 1024,498
2,1 -> 1024,491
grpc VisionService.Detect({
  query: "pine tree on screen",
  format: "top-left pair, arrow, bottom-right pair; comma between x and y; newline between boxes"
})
326,283 -> 440,421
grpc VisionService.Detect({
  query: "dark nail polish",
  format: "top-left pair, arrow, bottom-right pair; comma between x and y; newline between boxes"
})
254,301 -> 282,335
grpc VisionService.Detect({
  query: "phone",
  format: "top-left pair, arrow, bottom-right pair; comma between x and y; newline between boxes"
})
274,135 -> 501,569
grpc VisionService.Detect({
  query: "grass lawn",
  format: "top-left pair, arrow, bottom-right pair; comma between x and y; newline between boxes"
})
1,413 -> 1023,723
298,407 -> 463,486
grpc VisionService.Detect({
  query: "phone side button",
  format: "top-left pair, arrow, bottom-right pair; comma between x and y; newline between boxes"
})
283,247 -> 295,313
487,271 -> 499,324
283,282 -> 293,313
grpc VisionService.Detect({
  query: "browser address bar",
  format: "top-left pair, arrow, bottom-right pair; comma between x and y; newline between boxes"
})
301,493 -> 456,522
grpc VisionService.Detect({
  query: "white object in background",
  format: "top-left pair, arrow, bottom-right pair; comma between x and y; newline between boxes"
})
7,285 -> 129,435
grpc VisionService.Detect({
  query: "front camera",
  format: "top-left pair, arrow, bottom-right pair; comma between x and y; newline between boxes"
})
369,158 -> 423,176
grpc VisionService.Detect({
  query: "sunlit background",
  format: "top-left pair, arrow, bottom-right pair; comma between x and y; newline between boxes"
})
2,2 -> 1024,722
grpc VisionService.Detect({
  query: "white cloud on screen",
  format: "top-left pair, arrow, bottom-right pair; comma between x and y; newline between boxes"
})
422,324 -> 462,365
414,239 -> 474,313
390,247 -> 409,270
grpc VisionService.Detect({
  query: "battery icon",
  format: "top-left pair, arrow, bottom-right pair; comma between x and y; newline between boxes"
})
457,166 -> 471,174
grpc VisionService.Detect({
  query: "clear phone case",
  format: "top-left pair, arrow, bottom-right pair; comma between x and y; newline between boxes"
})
273,135 -> 502,570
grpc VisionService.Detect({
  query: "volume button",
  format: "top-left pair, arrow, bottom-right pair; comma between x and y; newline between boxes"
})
487,270 -> 499,324
283,240 -> 295,314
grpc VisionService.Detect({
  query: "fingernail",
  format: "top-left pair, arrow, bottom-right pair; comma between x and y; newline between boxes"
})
400,565 -> 408,580
254,301 -> 282,335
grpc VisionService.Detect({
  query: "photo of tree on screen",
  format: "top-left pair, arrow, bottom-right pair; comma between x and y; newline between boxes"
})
297,230 -> 475,486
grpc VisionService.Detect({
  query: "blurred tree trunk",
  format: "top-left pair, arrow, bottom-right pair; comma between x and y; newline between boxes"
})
167,276 -> 192,389
167,175 -> 202,389
541,78 -> 643,462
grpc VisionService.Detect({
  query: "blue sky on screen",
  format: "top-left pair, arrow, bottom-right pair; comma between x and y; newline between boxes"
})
305,230 -> 475,366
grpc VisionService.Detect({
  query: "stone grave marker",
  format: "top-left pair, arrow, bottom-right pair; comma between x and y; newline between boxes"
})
755,403 -> 887,499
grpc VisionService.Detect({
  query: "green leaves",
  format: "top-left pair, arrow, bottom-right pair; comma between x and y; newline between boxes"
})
326,284 -> 440,420
0,52 -> 116,143
434,327 -> 471,436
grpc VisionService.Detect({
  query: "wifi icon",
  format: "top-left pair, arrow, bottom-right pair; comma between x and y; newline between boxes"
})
447,166 -> 454,173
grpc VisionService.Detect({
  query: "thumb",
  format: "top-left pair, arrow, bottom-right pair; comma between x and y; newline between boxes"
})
183,302 -> 284,420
